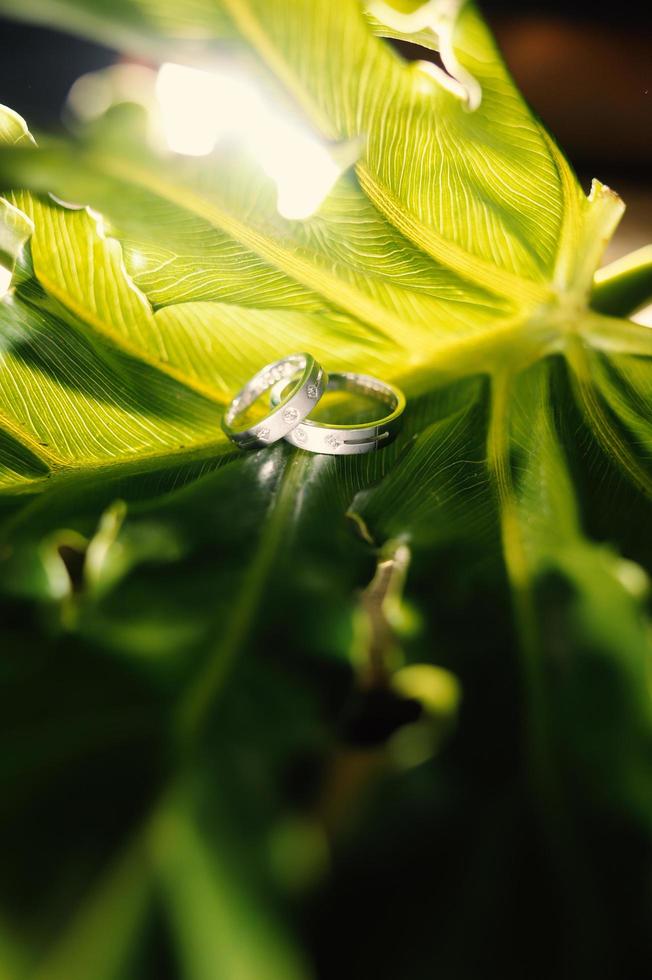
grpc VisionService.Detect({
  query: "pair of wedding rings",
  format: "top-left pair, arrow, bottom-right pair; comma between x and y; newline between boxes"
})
221,353 -> 405,456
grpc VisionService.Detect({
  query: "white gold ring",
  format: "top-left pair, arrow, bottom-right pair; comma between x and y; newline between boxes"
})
271,371 -> 405,455
222,353 -> 326,449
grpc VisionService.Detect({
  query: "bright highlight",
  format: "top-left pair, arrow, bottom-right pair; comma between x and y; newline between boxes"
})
155,62 -> 345,219
0,266 -> 11,298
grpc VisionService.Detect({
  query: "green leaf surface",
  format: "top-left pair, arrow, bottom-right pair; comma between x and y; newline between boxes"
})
1,2 -> 651,977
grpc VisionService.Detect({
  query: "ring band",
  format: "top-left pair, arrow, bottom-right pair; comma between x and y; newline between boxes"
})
222,353 -> 327,449
270,371 -> 405,455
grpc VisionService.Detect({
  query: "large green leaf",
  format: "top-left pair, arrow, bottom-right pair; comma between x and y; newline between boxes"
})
0,1 -> 651,976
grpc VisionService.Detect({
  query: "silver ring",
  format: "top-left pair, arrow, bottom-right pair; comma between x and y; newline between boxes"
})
271,372 -> 405,455
222,353 -> 326,449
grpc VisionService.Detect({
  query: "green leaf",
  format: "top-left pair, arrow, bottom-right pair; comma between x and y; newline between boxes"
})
352,358 -> 652,816
592,244 -> 652,317
0,196 -> 33,297
1,1 -> 652,975
0,108 -> 35,296
0,105 -> 36,147
218,0 -> 572,293
29,842 -> 150,980
150,789 -> 311,980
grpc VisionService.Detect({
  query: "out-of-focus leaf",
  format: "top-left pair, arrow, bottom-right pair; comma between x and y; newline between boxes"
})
0,0 -> 236,57
592,244 -> 652,317
151,789 -> 311,980
352,355 -> 652,838
30,843 -> 150,980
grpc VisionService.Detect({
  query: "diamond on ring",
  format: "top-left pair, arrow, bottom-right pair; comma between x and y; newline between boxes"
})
282,407 -> 300,423
268,370 -> 405,456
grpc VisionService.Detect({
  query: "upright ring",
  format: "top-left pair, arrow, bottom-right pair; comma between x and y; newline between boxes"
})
270,371 -> 405,455
222,353 -> 327,450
